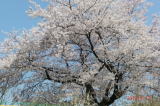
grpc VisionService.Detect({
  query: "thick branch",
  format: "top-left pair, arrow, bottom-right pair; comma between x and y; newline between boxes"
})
85,82 -> 99,104
86,32 -> 116,74
99,73 -> 126,106
42,66 -> 83,86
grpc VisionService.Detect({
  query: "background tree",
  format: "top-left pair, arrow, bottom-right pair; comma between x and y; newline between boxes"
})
0,0 -> 160,105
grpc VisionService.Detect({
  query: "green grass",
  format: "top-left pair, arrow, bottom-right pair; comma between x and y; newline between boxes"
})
0,101 -> 72,106
17,102 -> 73,106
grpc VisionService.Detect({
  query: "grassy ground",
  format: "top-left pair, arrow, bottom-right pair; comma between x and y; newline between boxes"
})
0,101 -> 72,106
1,97 -> 160,106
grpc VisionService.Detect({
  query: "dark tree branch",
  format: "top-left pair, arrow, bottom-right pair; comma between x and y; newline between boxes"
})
94,64 -> 105,77
41,66 -> 83,86
105,81 -> 113,97
85,82 -> 99,104
45,70 -> 52,80
68,0 -> 72,10
99,72 -> 127,106
86,31 -> 116,74
84,0 -> 98,13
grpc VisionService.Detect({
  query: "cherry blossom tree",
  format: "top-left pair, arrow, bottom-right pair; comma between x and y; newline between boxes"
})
0,0 -> 160,105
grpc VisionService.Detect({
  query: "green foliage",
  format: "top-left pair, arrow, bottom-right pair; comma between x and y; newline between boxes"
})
0,99 -> 6,105
0,100 -> 3,105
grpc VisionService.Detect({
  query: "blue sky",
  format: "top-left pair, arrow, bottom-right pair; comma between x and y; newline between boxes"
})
0,0 -> 47,41
0,0 -> 160,41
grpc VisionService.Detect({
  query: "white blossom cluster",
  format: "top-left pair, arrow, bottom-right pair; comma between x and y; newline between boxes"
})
0,0 -> 160,104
